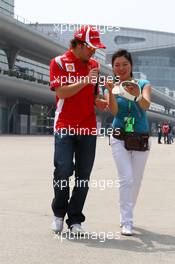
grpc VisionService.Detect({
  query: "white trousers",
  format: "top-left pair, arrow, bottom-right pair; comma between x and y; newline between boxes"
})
110,136 -> 150,225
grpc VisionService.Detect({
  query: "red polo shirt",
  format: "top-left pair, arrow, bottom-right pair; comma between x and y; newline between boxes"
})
50,50 -> 98,133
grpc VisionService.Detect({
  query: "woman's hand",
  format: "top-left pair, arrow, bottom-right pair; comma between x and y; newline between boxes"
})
124,83 -> 140,97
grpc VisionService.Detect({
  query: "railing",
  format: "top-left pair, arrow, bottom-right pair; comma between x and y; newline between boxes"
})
153,87 -> 175,100
149,108 -> 175,117
0,68 -> 50,85
0,5 -> 35,24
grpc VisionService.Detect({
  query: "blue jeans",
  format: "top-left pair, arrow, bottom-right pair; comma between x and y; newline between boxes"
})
52,132 -> 97,227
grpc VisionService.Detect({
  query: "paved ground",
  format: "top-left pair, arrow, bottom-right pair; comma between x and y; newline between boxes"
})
0,136 -> 175,264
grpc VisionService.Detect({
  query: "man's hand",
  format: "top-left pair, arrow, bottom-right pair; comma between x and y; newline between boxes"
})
86,68 -> 99,84
95,97 -> 109,111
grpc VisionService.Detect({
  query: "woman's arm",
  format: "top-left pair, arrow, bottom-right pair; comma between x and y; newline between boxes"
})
138,84 -> 152,111
104,82 -> 118,116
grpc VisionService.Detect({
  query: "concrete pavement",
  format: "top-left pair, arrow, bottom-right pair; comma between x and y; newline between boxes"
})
0,136 -> 175,264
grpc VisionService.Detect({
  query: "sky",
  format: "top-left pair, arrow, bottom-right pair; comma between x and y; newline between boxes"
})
14,0 -> 175,34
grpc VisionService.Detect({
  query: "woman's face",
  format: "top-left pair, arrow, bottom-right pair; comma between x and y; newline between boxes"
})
113,56 -> 132,82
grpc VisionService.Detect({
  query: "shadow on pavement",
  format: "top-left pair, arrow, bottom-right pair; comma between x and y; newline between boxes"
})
64,226 -> 175,253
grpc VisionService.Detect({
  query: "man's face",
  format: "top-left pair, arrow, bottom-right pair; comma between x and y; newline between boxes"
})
78,43 -> 96,62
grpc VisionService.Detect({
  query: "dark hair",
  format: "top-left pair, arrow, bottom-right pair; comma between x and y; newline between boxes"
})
112,49 -> 133,77
70,38 -> 85,48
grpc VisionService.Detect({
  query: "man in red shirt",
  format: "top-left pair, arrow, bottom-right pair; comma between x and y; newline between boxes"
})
50,25 -> 107,235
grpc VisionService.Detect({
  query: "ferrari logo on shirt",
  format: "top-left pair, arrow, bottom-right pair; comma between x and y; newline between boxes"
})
65,63 -> 75,72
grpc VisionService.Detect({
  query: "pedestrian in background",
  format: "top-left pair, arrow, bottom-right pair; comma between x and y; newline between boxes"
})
157,123 -> 162,144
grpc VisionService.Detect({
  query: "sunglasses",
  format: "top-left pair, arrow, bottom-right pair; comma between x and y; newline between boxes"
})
83,42 -> 96,52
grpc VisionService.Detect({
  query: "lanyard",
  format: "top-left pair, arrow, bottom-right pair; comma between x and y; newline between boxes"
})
128,98 -> 142,118
128,101 -> 132,116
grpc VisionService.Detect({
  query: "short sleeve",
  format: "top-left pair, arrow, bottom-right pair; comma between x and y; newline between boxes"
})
49,58 -> 66,91
138,79 -> 150,90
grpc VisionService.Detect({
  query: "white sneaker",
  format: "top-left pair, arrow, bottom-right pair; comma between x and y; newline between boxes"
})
121,223 -> 133,236
70,224 -> 86,236
120,223 -> 134,228
52,216 -> 64,234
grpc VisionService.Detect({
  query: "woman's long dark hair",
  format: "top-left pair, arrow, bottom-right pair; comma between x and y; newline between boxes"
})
112,49 -> 133,78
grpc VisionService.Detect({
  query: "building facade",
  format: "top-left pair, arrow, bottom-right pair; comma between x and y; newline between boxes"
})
0,0 -> 14,16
